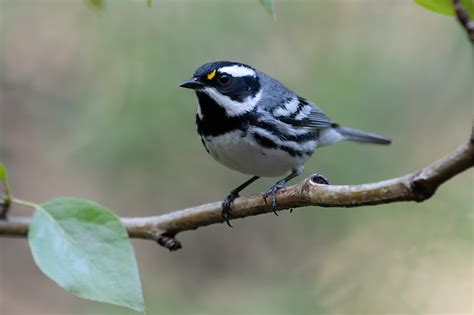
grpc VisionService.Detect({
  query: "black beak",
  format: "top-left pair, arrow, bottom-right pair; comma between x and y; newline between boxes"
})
179,77 -> 205,90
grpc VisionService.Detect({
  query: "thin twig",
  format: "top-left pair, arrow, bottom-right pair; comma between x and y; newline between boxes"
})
453,0 -> 474,43
0,132 -> 472,251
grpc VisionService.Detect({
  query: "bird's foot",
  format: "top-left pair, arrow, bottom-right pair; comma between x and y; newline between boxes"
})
221,190 -> 239,227
262,180 -> 286,215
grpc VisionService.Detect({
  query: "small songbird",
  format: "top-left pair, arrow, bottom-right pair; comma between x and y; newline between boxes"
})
180,61 -> 390,226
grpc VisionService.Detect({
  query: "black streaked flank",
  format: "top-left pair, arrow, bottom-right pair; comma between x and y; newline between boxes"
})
252,132 -> 312,158
253,133 -> 278,150
253,119 -> 317,142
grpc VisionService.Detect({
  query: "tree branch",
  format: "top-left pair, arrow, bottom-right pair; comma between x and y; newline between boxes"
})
0,132 -> 472,251
453,0 -> 474,43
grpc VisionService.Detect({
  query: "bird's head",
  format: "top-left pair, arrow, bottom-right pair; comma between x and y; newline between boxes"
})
179,61 -> 262,117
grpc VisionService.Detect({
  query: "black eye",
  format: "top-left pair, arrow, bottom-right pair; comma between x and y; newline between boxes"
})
217,74 -> 231,86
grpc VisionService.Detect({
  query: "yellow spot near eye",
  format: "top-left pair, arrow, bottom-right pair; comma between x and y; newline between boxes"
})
207,70 -> 216,80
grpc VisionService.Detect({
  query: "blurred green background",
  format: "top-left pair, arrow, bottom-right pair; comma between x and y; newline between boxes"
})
0,0 -> 472,314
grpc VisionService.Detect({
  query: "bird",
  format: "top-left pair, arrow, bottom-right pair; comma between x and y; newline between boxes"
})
179,61 -> 391,226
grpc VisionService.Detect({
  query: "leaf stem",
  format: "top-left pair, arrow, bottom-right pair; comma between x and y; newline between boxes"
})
12,198 -> 39,209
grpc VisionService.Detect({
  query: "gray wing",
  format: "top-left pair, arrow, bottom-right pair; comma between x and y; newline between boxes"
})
256,73 -> 333,129
273,96 -> 333,130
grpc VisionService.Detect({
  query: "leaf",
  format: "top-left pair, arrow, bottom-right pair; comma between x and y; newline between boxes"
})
28,198 -> 145,312
147,0 -> 152,8
87,0 -> 104,11
259,0 -> 276,19
0,162 -> 8,183
414,0 -> 474,18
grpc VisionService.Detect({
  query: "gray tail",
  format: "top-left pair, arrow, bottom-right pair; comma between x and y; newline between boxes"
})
335,125 -> 391,145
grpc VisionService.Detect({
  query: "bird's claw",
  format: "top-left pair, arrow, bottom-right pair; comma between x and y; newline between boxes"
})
221,191 -> 239,227
222,208 -> 232,227
262,180 -> 286,215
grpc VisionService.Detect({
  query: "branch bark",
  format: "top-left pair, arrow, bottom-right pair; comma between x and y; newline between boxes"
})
453,0 -> 474,43
1,134 -> 473,251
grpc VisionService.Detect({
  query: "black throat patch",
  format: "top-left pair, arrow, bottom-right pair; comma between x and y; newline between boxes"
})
195,92 -> 253,137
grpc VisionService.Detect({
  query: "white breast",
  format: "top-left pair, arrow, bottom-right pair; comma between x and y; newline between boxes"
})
202,130 -> 312,177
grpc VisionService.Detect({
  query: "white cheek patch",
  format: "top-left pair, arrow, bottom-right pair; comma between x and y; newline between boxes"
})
204,88 -> 262,117
219,65 -> 256,77
273,97 -> 299,117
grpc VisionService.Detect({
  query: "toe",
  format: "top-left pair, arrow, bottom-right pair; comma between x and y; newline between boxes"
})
272,191 -> 278,211
221,205 -> 234,227
222,211 -> 233,227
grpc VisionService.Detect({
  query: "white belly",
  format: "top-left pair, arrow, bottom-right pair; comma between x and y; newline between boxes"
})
202,130 -> 312,177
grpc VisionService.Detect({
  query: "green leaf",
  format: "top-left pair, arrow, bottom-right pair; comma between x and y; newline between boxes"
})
259,0 -> 276,19
0,162 -> 8,183
87,0 -> 104,11
28,198 -> 145,312
147,0 -> 152,8
414,0 -> 474,18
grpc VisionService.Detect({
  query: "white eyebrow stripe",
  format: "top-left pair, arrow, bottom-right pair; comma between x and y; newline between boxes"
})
219,65 -> 256,77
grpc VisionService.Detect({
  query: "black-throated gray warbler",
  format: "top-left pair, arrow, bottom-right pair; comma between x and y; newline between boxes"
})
180,61 -> 390,226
